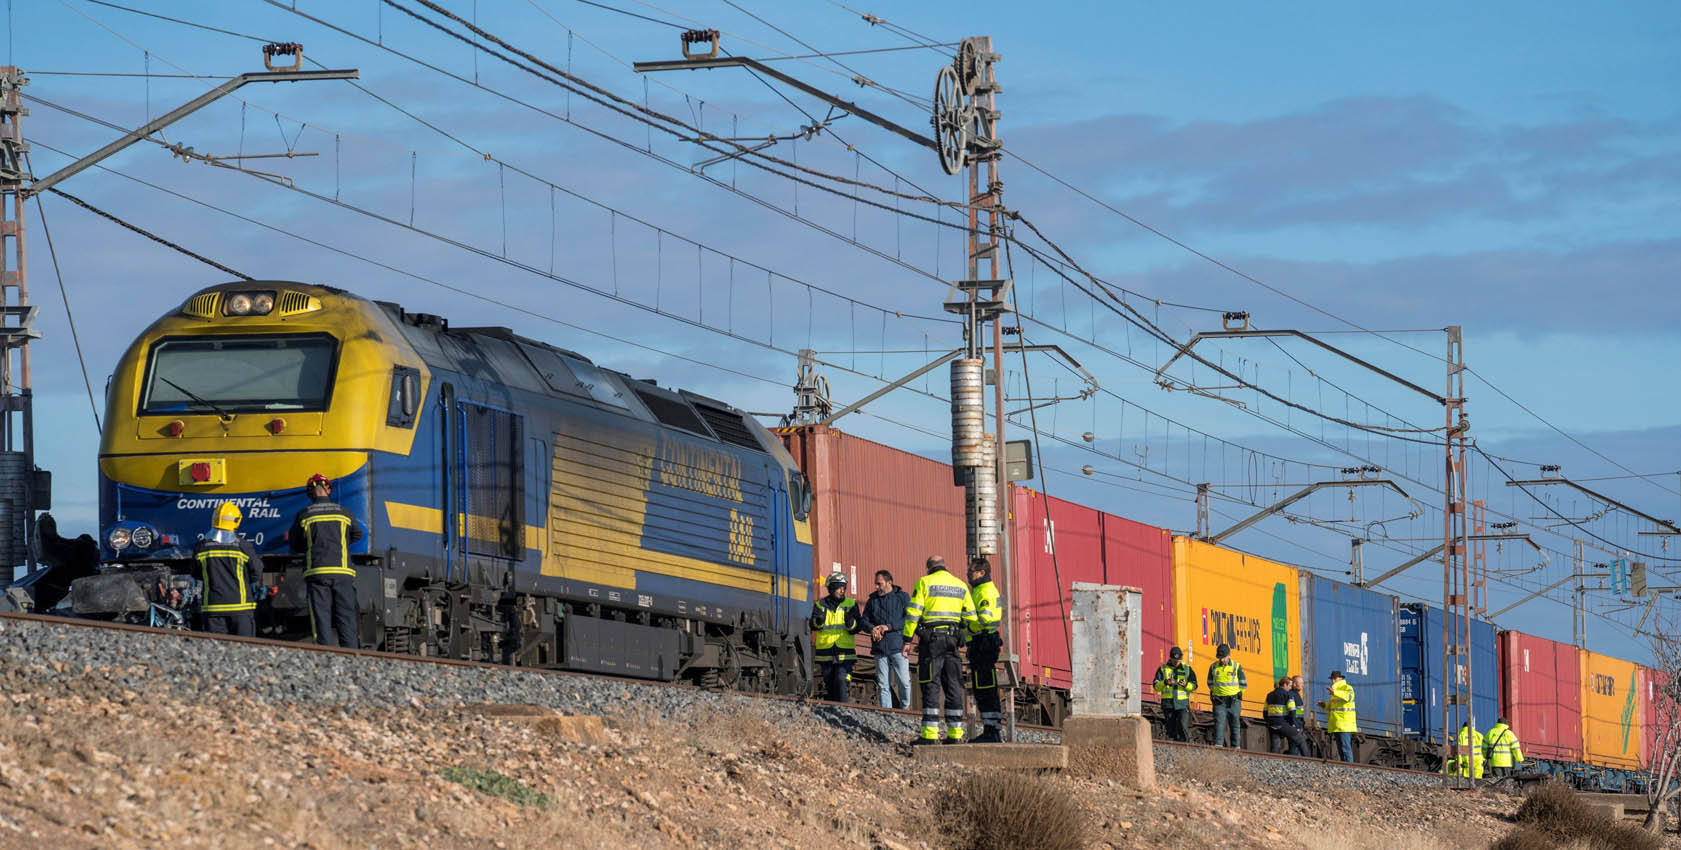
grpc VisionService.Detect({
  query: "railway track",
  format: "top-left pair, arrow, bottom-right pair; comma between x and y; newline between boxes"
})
0,609 -> 1509,792
0,611 -> 1058,742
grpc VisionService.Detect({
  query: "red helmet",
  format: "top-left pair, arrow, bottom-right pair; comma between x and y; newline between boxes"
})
306,473 -> 332,492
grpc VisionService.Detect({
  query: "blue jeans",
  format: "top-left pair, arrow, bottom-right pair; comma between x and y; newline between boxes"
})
876,651 -> 910,708
1334,732 -> 1354,763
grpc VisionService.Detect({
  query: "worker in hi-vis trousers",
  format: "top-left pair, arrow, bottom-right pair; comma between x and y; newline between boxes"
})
965,557 -> 1004,743
902,555 -> 977,745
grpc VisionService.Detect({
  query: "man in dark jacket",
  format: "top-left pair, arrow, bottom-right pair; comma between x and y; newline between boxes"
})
290,473 -> 363,648
860,569 -> 911,709
195,501 -> 263,637
1265,676 -> 1308,755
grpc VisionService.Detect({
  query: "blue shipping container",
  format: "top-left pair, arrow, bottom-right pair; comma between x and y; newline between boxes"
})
1299,575 -> 1402,736
1399,602 -> 1499,741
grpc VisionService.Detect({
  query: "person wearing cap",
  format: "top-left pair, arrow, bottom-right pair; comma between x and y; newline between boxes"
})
1207,643 -> 1247,748
811,572 -> 863,702
1485,717 -> 1524,778
1318,670 -> 1358,763
902,555 -> 977,744
965,557 -> 1005,743
1264,676 -> 1307,755
860,569 -> 911,709
289,474 -> 363,648
1152,646 -> 1198,742
194,501 -> 263,637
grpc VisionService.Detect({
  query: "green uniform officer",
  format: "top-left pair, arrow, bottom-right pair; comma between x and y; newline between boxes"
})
1152,647 -> 1197,742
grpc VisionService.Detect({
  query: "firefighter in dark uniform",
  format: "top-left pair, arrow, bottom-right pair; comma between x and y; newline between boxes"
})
1265,676 -> 1308,755
966,557 -> 1004,743
289,473 -> 363,648
195,501 -> 262,637
902,555 -> 977,744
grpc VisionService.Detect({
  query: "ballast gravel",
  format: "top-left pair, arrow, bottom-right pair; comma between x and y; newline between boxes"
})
0,615 -> 1055,747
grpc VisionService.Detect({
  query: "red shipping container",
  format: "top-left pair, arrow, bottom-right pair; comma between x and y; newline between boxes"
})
777,425 -> 967,591
776,425 -> 967,660
1101,510 -> 1174,703
1011,489 -> 1107,693
1010,488 -> 1174,706
1499,630 -> 1583,763
1643,666 -> 1671,771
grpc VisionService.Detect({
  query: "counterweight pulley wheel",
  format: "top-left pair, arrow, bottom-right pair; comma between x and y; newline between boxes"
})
932,65 -> 968,175
956,39 -> 983,96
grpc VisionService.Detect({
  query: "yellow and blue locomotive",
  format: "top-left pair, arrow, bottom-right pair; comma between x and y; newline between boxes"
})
84,280 -> 815,690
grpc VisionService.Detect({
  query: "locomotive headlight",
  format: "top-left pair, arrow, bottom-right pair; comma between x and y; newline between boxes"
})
106,527 -> 132,550
224,293 -> 253,316
250,292 -> 275,315
130,525 -> 155,549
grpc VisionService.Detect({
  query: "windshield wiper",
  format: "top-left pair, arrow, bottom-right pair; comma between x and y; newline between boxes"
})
159,377 -> 234,422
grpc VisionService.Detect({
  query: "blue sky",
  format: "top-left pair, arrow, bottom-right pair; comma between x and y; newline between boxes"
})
6,0 -> 1679,658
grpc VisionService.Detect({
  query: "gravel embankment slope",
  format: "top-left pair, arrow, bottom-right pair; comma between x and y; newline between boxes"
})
2,615 -> 1674,850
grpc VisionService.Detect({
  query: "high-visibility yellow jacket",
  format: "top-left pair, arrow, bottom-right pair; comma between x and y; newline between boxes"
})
1152,662 -> 1198,707
1454,726 -> 1485,778
901,569 -> 977,639
1486,723 -> 1523,768
811,596 -> 860,662
1323,680 -> 1358,733
968,579 -> 1002,639
1208,659 -> 1247,698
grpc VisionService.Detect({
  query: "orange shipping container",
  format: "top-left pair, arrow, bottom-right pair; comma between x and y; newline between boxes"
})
1580,649 -> 1643,770
1171,537 -> 1301,718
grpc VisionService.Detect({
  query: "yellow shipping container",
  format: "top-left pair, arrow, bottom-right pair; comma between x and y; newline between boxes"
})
1580,649 -> 1643,770
1171,536 -> 1301,717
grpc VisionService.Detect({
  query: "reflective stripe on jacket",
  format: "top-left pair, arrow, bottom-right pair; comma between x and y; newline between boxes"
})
1455,727 -> 1486,777
1486,724 -> 1522,767
195,540 -> 262,614
811,597 -> 860,661
1152,662 -> 1197,705
290,499 -> 362,578
1264,687 -> 1297,721
1325,680 -> 1358,733
968,579 -> 1002,638
902,569 -> 976,639
1208,659 -> 1247,698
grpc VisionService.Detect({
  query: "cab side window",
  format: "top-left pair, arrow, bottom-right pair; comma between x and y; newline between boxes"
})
386,366 -> 421,428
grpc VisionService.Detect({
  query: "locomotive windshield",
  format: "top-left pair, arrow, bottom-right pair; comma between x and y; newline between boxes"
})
139,333 -> 339,414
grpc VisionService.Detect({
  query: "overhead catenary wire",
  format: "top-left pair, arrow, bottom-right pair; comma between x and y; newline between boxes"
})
29,176 -> 101,433
52,1 -> 1667,631
42,186 -> 251,280
816,4 -> 1677,501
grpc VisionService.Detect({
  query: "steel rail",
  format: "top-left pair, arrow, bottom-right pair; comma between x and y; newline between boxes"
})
0,611 -> 1056,731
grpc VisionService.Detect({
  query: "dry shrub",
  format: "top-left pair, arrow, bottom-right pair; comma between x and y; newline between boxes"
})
934,772 -> 1089,850
1492,781 -> 1659,850
1172,747 -> 1252,788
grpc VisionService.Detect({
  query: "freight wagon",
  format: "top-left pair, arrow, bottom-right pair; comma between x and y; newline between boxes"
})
1400,602 -> 1500,749
1580,649 -> 1644,788
1499,630 -> 1584,775
1298,575 -> 1404,750
1009,488 -> 1173,724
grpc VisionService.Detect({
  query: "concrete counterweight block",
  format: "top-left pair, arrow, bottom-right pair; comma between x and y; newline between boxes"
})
1062,715 -> 1155,789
